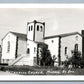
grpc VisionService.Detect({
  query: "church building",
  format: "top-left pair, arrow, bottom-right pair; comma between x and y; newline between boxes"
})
1,32 -> 27,64
44,32 -> 82,66
1,20 -> 84,66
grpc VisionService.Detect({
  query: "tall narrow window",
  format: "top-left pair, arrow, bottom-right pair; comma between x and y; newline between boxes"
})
7,41 -> 10,53
74,44 -> 78,51
65,47 -> 67,55
29,26 -> 30,31
27,48 -> 30,54
37,25 -> 39,31
40,26 -> 42,32
31,25 -> 33,31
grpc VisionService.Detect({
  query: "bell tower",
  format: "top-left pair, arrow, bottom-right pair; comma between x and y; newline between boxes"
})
27,20 -> 45,42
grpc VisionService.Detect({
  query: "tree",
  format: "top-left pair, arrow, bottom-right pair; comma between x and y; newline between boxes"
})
40,47 -> 53,67
79,59 -> 84,68
66,50 -> 81,68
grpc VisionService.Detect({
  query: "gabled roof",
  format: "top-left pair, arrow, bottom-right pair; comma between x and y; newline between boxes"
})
44,32 -> 82,39
2,31 -> 27,40
10,32 -> 27,39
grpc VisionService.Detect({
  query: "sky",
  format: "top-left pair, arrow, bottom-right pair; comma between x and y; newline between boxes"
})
0,8 -> 84,44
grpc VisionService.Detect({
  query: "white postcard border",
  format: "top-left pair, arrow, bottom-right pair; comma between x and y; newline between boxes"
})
0,4 -> 84,81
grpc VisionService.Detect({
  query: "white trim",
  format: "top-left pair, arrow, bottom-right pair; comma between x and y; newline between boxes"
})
0,75 -> 83,81
0,3 -> 84,81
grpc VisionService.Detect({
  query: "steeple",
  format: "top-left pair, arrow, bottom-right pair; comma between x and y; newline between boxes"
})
27,20 -> 45,42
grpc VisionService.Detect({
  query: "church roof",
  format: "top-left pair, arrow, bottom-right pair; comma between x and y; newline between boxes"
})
10,32 -> 27,39
44,32 -> 82,39
2,31 -> 27,40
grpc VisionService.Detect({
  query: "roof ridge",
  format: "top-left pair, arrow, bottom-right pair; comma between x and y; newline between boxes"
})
2,31 -> 27,41
10,31 -> 26,35
44,32 -> 81,39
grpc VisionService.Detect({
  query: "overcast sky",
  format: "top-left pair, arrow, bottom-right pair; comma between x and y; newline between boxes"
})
0,8 -> 84,44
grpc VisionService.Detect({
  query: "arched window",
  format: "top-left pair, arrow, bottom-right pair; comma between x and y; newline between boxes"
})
31,25 -> 33,31
7,41 -> 10,53
37,25 -> 39,31
29,26 -> 30,31
27,48 -> 30,54
74,44 -> 78,51
40,26 -> 42,32
65,47 -> 67,55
